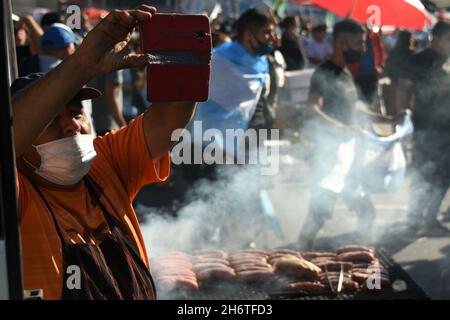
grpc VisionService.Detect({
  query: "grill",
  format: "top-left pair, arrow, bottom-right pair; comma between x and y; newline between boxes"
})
158,249 -> 429,300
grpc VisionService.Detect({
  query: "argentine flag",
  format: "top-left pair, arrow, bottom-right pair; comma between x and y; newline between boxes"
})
189,41 -> 269,159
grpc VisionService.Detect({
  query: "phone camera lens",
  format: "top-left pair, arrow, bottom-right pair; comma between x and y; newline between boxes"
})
195,31 -> 205,40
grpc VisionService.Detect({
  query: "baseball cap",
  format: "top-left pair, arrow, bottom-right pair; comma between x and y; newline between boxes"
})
40,23 -> 76,50
10,73 -> 101,102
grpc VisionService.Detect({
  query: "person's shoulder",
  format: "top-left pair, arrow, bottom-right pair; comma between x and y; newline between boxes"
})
213,40 -> 235,55
402,48 -> 434,76
411,48 -> 432,63
316,60 -> 336,72
311,61 -> 333,81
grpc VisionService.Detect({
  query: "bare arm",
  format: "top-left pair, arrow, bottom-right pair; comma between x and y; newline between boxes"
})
355,102 -> 398,122
393,78 -> 414,116
105,81 -> 127,127
12,54 -> 92,157
19,15 -> 43,54
12,7 -> 156,158
307,92 -> 347,129
143,102 -> 197,161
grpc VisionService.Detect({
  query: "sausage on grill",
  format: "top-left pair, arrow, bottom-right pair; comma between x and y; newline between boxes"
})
192,257 -> 230,266
233,263 -> 273,273
236,269 -> 274,282
286,281 -> 327,293
314,261 -> 353,272
336,245 -> 375,255
157,277 -> 199,290
196,266 -> 236,281
337,251 -> 376,263
302,252 -> 337,260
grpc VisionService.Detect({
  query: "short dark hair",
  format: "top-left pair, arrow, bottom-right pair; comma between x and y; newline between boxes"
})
432,21 -> 450,37
395,30 -> 412,49
333,19 -> 364,43
236,8 -> 272,40
41,12 -> 65,29
280,16 -> 298,30
312,24 -> 326,33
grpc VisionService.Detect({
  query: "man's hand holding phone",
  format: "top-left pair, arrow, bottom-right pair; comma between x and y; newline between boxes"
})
76,5 -> 156,78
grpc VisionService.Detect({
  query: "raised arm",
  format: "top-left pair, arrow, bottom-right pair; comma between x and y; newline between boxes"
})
143,102 -> 197,161
12,6 -> 156,158
18,15 -> 43,54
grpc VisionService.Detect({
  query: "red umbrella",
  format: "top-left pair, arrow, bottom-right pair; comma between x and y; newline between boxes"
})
293,0 -> 432,30
82,8 -> 109,26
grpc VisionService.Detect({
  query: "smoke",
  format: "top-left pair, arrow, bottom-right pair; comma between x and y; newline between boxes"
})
140,164 -> 279,261
140,118 -> 415,260
139,56 -> 448,271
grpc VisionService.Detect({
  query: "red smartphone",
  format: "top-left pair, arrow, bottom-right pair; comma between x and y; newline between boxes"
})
140,14 -> 212,102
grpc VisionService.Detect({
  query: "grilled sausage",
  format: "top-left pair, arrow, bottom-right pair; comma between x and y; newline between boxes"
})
273,256 -> 321,279
337,251 -> 376,263
229,256 -> 268,265
236,269 -> 274,282
196,266 -> 236,281
233,263 -> 273,273
232,249 -> 268,256
229,253 -> 269,261
302,252 -> 337,260
286,281 -> 327,293
314,261 -> 353,272
157,277 -> 199,290
322,279 -> 360,292
193,262 -> 232,273
270,249 -> 302,257
268,253 -> 301,264
192,257 -> 230,266
194,250 -> 228,260
319,275 -> 353,284
336,245 -> 375,255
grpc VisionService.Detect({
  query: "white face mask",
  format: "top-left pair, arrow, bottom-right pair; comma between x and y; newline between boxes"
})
23,135 -> 97,186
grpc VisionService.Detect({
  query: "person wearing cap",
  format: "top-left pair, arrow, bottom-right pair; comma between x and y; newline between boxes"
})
18,22 -> 76,77
12,5 -> 197,300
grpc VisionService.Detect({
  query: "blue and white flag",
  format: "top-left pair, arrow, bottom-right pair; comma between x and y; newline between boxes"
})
318,111 -> 414,195
189,41 -> 269,159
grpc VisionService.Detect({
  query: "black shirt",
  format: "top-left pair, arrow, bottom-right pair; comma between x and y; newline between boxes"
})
309,60 -> 359,126
383,47 -> 414,80
279,32 -> 306,71
400,48 -> 450,132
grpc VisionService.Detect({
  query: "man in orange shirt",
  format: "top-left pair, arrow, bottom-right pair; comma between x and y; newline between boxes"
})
11,6 -> 197,299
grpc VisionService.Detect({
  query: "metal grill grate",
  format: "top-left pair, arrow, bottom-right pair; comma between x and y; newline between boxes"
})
157,248 -> 430,300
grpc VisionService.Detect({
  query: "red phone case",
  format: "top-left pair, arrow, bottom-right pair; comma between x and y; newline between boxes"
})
140,14 -> 212,102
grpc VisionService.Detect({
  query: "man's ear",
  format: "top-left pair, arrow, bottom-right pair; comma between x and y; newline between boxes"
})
243,29 -> 252,43
336,37 -> 346,52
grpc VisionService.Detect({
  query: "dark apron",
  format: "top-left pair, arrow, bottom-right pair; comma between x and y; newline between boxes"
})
31,176 -> 156,300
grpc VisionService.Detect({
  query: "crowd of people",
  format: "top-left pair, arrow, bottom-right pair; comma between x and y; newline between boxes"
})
210,9 -> 450,245
9,3 -> 450,299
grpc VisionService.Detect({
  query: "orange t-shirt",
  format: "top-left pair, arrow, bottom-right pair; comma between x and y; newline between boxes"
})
17,114 -> 170,300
